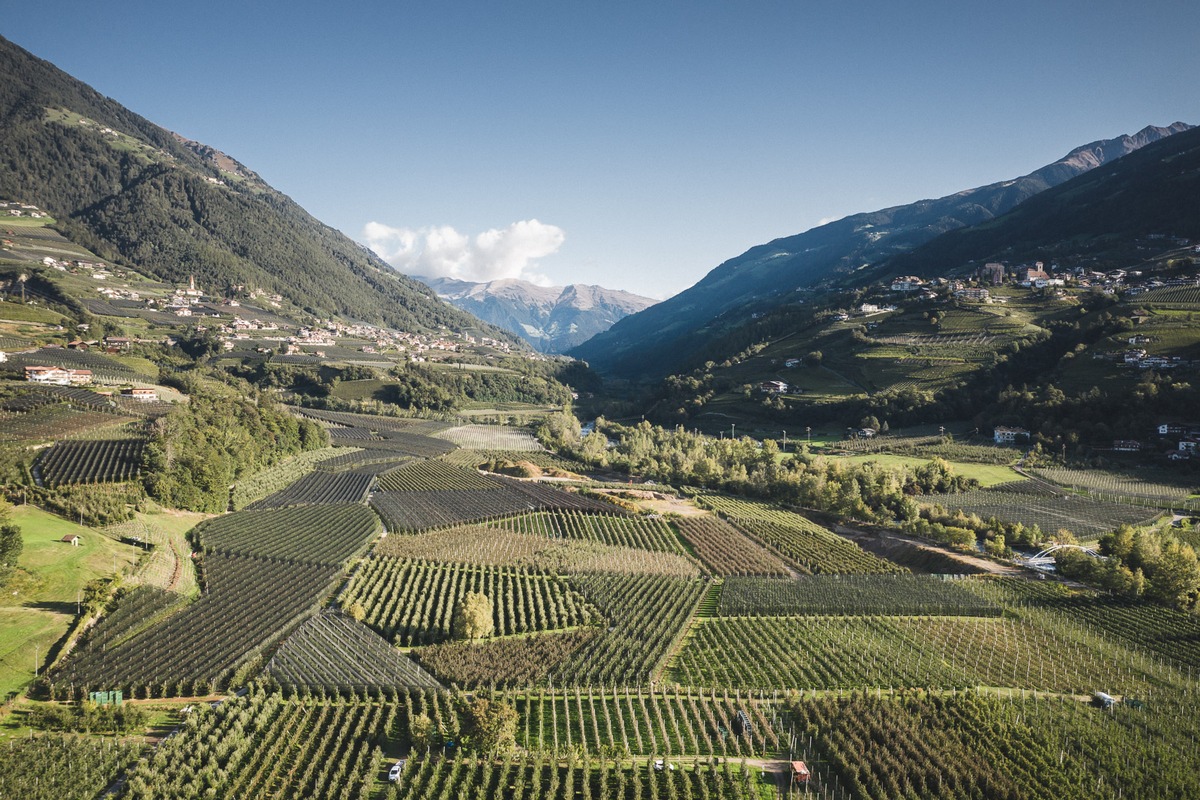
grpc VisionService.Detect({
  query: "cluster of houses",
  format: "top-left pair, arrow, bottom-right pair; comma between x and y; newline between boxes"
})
957,263 -> 1065,299
23,365 -> 93,386
992,422 -> 1200,460
966,254 -> 1200,298
65,336 -> 132,354
38,255 -> 125,283
166,285 -> 521,362
1112,346 -> 1187,371
1159,423 -> 1200,460
889,262 -> 1079,303
210,313 -> 520,365
144,275 -> 207,317
2,201 -> 48,219
225,316 -> 280,335
890,277 -> 941,301
829,303 -> 900,322
284,326 -> 336,351
247,288 -> 285,308
890,276 -> 926,293
97,284 -> 140,302
21,363 -> 156,401
1101,423 -> 1200,459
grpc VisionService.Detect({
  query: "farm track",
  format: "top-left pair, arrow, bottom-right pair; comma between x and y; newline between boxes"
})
834,524 -> 1026,578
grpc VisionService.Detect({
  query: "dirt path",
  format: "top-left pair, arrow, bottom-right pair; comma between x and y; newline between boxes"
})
587,487 -> 711,517
833,524 -> 1028,578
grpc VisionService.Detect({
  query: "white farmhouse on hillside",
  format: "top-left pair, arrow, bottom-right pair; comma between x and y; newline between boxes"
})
994,426 -> 1030,444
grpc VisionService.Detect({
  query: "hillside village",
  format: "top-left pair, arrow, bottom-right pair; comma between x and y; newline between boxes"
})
21,236 -> 519,363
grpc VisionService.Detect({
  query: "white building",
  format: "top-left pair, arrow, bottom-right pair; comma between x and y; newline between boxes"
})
993,426 -> 1030,444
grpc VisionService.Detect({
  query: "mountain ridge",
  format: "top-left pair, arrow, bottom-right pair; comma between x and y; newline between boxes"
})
883,124 -> 1200,276
0,35 -> 515,342
571,122 -> 1193,377
419,275 -> 656,353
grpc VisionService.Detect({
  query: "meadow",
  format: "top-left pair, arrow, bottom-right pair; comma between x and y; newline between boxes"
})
0,506 -> 140,697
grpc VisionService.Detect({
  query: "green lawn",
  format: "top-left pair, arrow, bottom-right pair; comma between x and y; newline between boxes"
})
835,453 -> 1024,487
0,610 -> 62,696
0,506 -> 141,698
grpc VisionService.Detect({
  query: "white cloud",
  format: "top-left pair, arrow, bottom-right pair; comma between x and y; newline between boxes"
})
363,219 -> 564,285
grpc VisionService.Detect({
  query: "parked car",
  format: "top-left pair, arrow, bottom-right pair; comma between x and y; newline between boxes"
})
389,760 -> 406,782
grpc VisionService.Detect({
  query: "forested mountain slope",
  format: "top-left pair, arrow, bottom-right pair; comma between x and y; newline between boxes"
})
886,125 -> 1200,275
572,122 -> 1191,378
0,35 -> 510,339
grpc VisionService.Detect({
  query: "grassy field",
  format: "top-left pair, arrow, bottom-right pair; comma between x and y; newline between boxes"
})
328,378 -> 389,402
108,509 -> 207,596
0,215 -> 57,227
0,300 -> 66,324
426,361 -> 521,374
0,506 -> 142,697
835,453 -> 1025,487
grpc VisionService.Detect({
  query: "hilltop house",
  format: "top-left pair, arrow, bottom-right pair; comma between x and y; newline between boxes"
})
759,380 -> 788,394
993,426 -> 1030,444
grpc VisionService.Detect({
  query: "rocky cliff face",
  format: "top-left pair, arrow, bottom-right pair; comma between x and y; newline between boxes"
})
420,277 -> 656,353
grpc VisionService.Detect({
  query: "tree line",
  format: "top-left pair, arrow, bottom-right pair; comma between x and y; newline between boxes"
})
571,418 -> 978,524
141,370 -> 328,513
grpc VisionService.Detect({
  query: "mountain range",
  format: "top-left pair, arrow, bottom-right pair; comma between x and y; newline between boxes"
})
0,35 -> 511,342
419,276 -> 656,353
571,122 -> 1193,377
884,125 -> 1200,276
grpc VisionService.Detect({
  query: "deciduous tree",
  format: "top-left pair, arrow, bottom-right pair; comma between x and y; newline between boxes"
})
452,592 -> 494,640
464,696 -> 517,752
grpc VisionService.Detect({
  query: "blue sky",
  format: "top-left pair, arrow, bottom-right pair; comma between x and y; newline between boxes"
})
3,1 -> 1198,298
